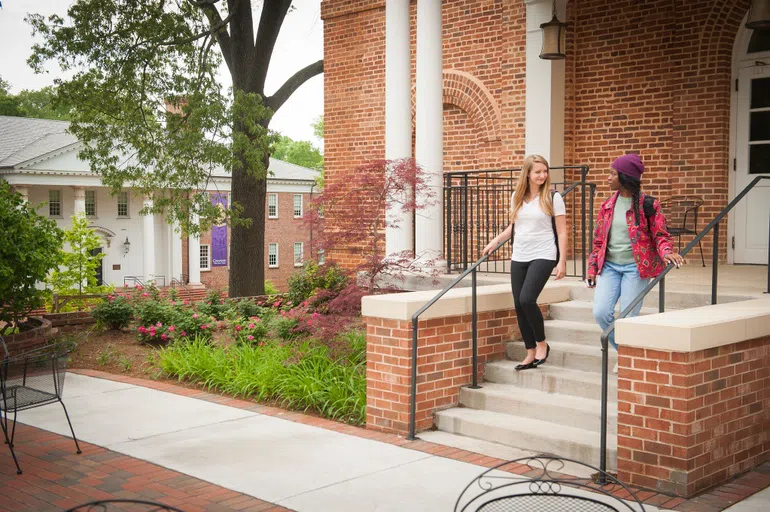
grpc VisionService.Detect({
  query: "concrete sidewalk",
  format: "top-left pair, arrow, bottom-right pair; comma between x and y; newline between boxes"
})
11,373 -> 674,512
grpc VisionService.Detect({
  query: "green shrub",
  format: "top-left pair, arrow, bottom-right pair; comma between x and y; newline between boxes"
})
134,299 -> 176,327
264,280 -> 279,295
271,315 -> 300,340
173,310 -> 217,341
231,316 -> 269,344
287,261 -> 349,305
91,295 -> 133,330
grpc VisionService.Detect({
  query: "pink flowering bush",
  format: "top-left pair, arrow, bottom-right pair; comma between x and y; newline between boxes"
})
230,316 -> 269,344
91,295 -> 134,330
173,309 -> 217,342
136,321 -> 173,344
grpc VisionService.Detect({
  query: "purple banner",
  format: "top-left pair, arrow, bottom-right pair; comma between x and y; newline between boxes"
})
211,193 -> 228,267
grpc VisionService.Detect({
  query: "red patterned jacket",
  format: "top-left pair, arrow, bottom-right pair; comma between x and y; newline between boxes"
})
587,192 -> 674,280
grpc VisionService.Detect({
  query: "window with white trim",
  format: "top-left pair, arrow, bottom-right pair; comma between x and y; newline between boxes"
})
268,193 -> 278,218
293,194 -> 303,218
318,248 -> 325,265
117,191 -> 129,217
200,244 -> 210,271
49,190 -> 61,217
268,243 -> 278,268
85,190 -> 96,217
294,242 -> 304,267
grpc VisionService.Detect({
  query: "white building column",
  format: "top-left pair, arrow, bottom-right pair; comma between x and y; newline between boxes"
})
73,186 -> 86,216
525,0 -> 567,183
13,185 -> 29,203
171,221 -> 183,284
385,0 -> 413,258
414,0 -> 444,263
142,196 -> 155,283
188,213 -> 201,286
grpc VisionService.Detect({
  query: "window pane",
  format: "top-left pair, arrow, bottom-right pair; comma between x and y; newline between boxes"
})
293,194 -> 302,216
200,246 -> 210,270
118,192 -> 128,217
751,77 -> 770,109
749,144 -> 770,175
750,111 -> 770,141
269,243 -> 278,266
748,29 -> 770,54
49,190 -> 61,216
268,194 -> 278,217
85,190 -> 96,216
319,249 -> 325,265
294,242 -> 303,264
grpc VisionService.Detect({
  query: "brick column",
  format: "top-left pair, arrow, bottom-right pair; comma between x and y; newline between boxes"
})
616,338 -> 770,497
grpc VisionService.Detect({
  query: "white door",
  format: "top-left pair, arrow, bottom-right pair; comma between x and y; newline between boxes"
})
734,65 -> 770,264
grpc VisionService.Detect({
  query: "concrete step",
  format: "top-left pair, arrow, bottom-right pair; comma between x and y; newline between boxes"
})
483,361 -> 617,400
506,340 -> 616,374
544,319 -> 604,346
549,300 -> 660,323
459,382 -> 618,434
568,284 -> 753,309
435,407 -> 618,469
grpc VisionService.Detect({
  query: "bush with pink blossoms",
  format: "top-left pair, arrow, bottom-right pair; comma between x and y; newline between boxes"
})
231,316 -> 269,344
173,309 -> 217,342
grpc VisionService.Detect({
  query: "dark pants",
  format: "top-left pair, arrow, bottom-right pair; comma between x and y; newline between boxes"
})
510,259 -> 556,349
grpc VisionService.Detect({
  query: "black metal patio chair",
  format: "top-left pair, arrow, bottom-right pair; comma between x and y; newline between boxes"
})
455,455 -> 646,512
0,335 -> 81,474
659,195 -> 706,266
65,499 -> 186,511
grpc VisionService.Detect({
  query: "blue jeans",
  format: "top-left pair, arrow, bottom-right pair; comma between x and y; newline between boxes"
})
592,261 -> 649,351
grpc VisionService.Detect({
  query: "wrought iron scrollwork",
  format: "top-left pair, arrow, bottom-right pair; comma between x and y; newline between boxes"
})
455,456 -> 646,512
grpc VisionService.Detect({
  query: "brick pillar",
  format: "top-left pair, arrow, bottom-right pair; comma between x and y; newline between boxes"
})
616,338 -> 770,497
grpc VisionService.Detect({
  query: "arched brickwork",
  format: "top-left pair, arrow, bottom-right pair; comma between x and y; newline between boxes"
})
410,69 -> 502,144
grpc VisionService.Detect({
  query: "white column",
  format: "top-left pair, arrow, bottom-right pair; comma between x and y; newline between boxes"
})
385,0 -> 413,258
525,0 -> 567,183
13,186 -> 29,203
188,213 -> 201,286
73,186 -> 86,216
414,0 -> 444,264
142,197 -> 155,283
171,221 -> 183,283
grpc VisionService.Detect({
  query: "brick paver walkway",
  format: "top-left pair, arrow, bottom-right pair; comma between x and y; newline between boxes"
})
0,422 -> 290,512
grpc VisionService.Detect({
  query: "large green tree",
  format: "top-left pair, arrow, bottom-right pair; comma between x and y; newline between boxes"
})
0,182 -> 63,335
0,77 -> 73,120
28,0 -> 323,297
271,134 -> 323,171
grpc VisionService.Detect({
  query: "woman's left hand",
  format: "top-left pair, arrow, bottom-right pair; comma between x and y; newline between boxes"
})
555,260 -> 566,280
664,252 -> 685,268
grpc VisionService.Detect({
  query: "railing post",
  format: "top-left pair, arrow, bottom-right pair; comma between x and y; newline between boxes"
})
446,174 -> 452,273
767,211 -> 770,294
409,317 -> 419,440
712,222 -> 719,305
470,268 -> 480,389
463,175 -> 469,271
599,333 -> 609,481
659,276 -> 665,313
581,172 -> 588,280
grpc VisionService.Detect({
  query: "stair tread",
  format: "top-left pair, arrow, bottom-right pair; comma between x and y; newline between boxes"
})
551,300 -> 660,315
486,360 -> 616,384
544,318 -> 603,332
465,382 -> 618,413
505,339 -> 615,357
436,407 -> 618,449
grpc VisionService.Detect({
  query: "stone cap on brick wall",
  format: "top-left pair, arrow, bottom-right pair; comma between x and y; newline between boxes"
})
361,282 -> 572,321
616,297 -> 770,352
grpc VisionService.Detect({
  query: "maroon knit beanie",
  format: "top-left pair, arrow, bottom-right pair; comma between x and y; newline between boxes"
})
611,153 -> 644,181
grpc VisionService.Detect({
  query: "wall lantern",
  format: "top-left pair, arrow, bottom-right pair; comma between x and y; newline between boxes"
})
123,237 -> 131,256
747,0 -> 770,30
540,0 -> 568,60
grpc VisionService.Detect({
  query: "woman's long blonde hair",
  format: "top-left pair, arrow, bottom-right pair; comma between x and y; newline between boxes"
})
509,154 -> 554,223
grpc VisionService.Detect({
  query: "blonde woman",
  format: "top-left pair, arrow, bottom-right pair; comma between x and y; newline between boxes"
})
482,155 -> 567,371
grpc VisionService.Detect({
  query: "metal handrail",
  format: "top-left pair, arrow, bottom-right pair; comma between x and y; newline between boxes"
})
597,175 -> 770,478
408,173 -> 594,440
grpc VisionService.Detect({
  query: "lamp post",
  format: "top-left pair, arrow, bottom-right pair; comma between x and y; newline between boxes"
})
539,0 -> 568,60
747,0 -> 770,30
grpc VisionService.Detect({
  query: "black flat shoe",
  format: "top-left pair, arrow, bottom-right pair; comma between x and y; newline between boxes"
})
533,344 -> 551,367
515,361 -> 538,371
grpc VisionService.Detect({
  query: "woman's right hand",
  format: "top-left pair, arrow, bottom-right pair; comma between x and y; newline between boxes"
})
585,278 -> 596,288
482,239 -> 497,256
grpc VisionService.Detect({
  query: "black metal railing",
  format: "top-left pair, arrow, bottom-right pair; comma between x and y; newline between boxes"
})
597,175 -> 770,479
123,276 -> 145,288
444,166 -> 594,279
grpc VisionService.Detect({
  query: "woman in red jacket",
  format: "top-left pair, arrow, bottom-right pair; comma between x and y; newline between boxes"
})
587,154 -> 684,372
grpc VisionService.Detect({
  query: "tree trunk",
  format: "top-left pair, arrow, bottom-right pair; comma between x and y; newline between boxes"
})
229,134 -> 268,298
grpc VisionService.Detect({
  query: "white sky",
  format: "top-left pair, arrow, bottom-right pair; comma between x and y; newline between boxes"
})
0,0 -> 324,145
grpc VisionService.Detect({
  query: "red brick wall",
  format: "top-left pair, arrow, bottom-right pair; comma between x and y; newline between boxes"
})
617,338 -> 770,497
323,0 -> 750,267
181,190 -> 315,293
364,303 -> 548,434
